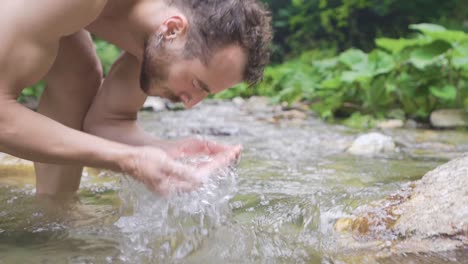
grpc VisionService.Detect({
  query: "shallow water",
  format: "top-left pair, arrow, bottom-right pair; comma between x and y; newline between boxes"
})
1,100 -> 467,263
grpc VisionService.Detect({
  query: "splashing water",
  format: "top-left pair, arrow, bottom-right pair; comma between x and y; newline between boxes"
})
115,158 -> 239,262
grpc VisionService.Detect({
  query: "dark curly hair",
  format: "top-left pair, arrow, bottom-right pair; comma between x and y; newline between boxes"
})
166,0 -> 272,86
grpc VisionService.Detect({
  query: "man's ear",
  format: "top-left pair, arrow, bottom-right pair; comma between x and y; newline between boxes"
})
160,16 -> 188,41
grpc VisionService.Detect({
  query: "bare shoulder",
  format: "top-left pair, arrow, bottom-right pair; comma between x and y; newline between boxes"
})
0,0 -> 108,95
1,0 -> 108,39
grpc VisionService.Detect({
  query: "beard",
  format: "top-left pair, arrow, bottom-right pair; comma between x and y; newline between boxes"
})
139,33 -> 181,103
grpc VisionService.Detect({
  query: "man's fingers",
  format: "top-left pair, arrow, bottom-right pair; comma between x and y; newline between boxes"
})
195,149 -> 238,177
162,159 -> 204,184
154,176 -> 200,197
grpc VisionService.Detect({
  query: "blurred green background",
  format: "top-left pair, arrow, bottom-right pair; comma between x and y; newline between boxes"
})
22,0 -> 468,125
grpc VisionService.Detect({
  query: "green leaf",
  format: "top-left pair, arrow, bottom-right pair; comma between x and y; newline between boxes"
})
376,37 -> 427,54
452,42 -> 468,70
409,23 -> 447,33
425,30 -> 468,43
341,71 -> 371,83
409,40 -> 452,69
368,50 -> 395,75
429,85 -> 457,101
410,23 -> 468,44
321,77 -> 342,89
22,87 -> 35,96
313,57 -> 339,70
339,49 -> 368,71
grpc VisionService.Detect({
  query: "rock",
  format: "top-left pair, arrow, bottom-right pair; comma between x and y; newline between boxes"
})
272,110 -> 307,122
347,132 -> 396,156
377,119 -> 404,129
430,109 -> 468,128
20,96 -> 39,111
394,154 -> 468,239
242,96 -> 271,113
334,154 -> 468,255
232,97 -> 245,106
190,126 -> 241,136
141,97 -> 167,112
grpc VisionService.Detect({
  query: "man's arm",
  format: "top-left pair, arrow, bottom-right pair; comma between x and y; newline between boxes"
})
0,3 -> 205,195
83,52 -> 159,147
84,52 -> 241,158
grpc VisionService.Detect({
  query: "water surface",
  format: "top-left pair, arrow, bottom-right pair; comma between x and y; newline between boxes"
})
1,100 -> 467,263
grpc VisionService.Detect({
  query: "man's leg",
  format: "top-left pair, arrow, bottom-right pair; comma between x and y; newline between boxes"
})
35,30 -> 103,195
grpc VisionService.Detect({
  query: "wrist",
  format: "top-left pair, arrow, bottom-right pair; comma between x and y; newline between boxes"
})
114,145 -> 139,176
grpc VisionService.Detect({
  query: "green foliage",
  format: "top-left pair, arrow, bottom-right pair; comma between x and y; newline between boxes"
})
18,81 -> 45,103
218,23 -> 468,122
94,38 -> 121,75
263,0 -> 466,61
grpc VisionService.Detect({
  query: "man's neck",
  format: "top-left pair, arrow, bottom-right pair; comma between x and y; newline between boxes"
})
87,0 -> 169,60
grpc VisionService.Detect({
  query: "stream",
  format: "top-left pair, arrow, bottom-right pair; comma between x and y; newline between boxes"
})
0,99 -> 467,263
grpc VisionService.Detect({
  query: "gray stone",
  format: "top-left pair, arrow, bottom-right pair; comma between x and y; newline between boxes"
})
141,96 -> 167,112
347,132 -> 396,156
430,109 -> 468,128
377,119 -> 404,129
334,154 -> 468,255
394,154 -> 468,239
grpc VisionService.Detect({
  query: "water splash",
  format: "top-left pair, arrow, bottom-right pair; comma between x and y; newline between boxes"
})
115,164 -> 238,262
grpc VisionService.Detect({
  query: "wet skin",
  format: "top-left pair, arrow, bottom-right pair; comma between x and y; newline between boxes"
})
0,0 -> 244,196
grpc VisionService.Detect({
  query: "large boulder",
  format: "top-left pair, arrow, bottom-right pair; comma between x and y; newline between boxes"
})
334,154 -> 468,256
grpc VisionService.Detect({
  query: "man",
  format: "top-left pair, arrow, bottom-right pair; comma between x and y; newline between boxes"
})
0,0 -> 272,196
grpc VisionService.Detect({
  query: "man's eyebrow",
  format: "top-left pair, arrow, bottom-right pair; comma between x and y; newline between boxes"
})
198,79 -> 213,94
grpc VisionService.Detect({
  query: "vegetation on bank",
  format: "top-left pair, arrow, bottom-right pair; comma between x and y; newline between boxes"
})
19,0 -> 467,127
216,24 -> 468,125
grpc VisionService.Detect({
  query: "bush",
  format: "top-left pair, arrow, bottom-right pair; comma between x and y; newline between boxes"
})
217,23 -> 468,121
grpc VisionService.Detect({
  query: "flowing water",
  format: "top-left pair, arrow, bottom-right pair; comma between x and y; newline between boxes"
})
0,99 -> 467,263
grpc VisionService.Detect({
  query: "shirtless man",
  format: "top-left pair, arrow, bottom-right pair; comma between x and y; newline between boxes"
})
0,0 -> 271,196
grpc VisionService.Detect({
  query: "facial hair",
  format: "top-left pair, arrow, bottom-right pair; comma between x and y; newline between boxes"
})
139,33 -> 181,103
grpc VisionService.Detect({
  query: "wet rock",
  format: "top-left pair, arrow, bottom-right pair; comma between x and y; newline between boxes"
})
430,109 -> 468,128
242,96 -> 271,114
271,110 -> 307,123
141,97 -> 168,112
377,119 -> 404,129
404,119 -> 419,129
393,154 -> 468,239
21,97 -> 39,111
335,154 -> 468,255
347,132 -> 396,156
190,126 -> 241,136
232,97 -> 245,107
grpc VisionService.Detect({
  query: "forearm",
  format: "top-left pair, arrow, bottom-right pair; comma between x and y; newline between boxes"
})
0,98 -> 134,171
82,51 -> 168,149
84,114 -> 168,149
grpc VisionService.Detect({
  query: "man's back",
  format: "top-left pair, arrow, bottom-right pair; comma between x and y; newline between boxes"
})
0,0 -> 107,92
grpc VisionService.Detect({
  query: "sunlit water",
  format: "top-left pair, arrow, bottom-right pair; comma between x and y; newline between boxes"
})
1,100 -> 467,263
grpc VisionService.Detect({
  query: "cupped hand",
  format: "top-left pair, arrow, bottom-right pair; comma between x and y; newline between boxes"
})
125,145 -> 241,196
162,137 -> 242,161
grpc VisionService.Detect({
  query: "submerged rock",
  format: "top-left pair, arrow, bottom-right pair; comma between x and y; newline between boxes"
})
334,154 -> 468,256
347,132 -> 396,156
430,109 -> 468,128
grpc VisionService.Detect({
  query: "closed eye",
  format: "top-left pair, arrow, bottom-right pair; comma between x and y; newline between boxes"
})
193,79 -> 212,94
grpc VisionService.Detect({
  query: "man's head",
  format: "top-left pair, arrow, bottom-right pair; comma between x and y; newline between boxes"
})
140,0 -> 272,108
